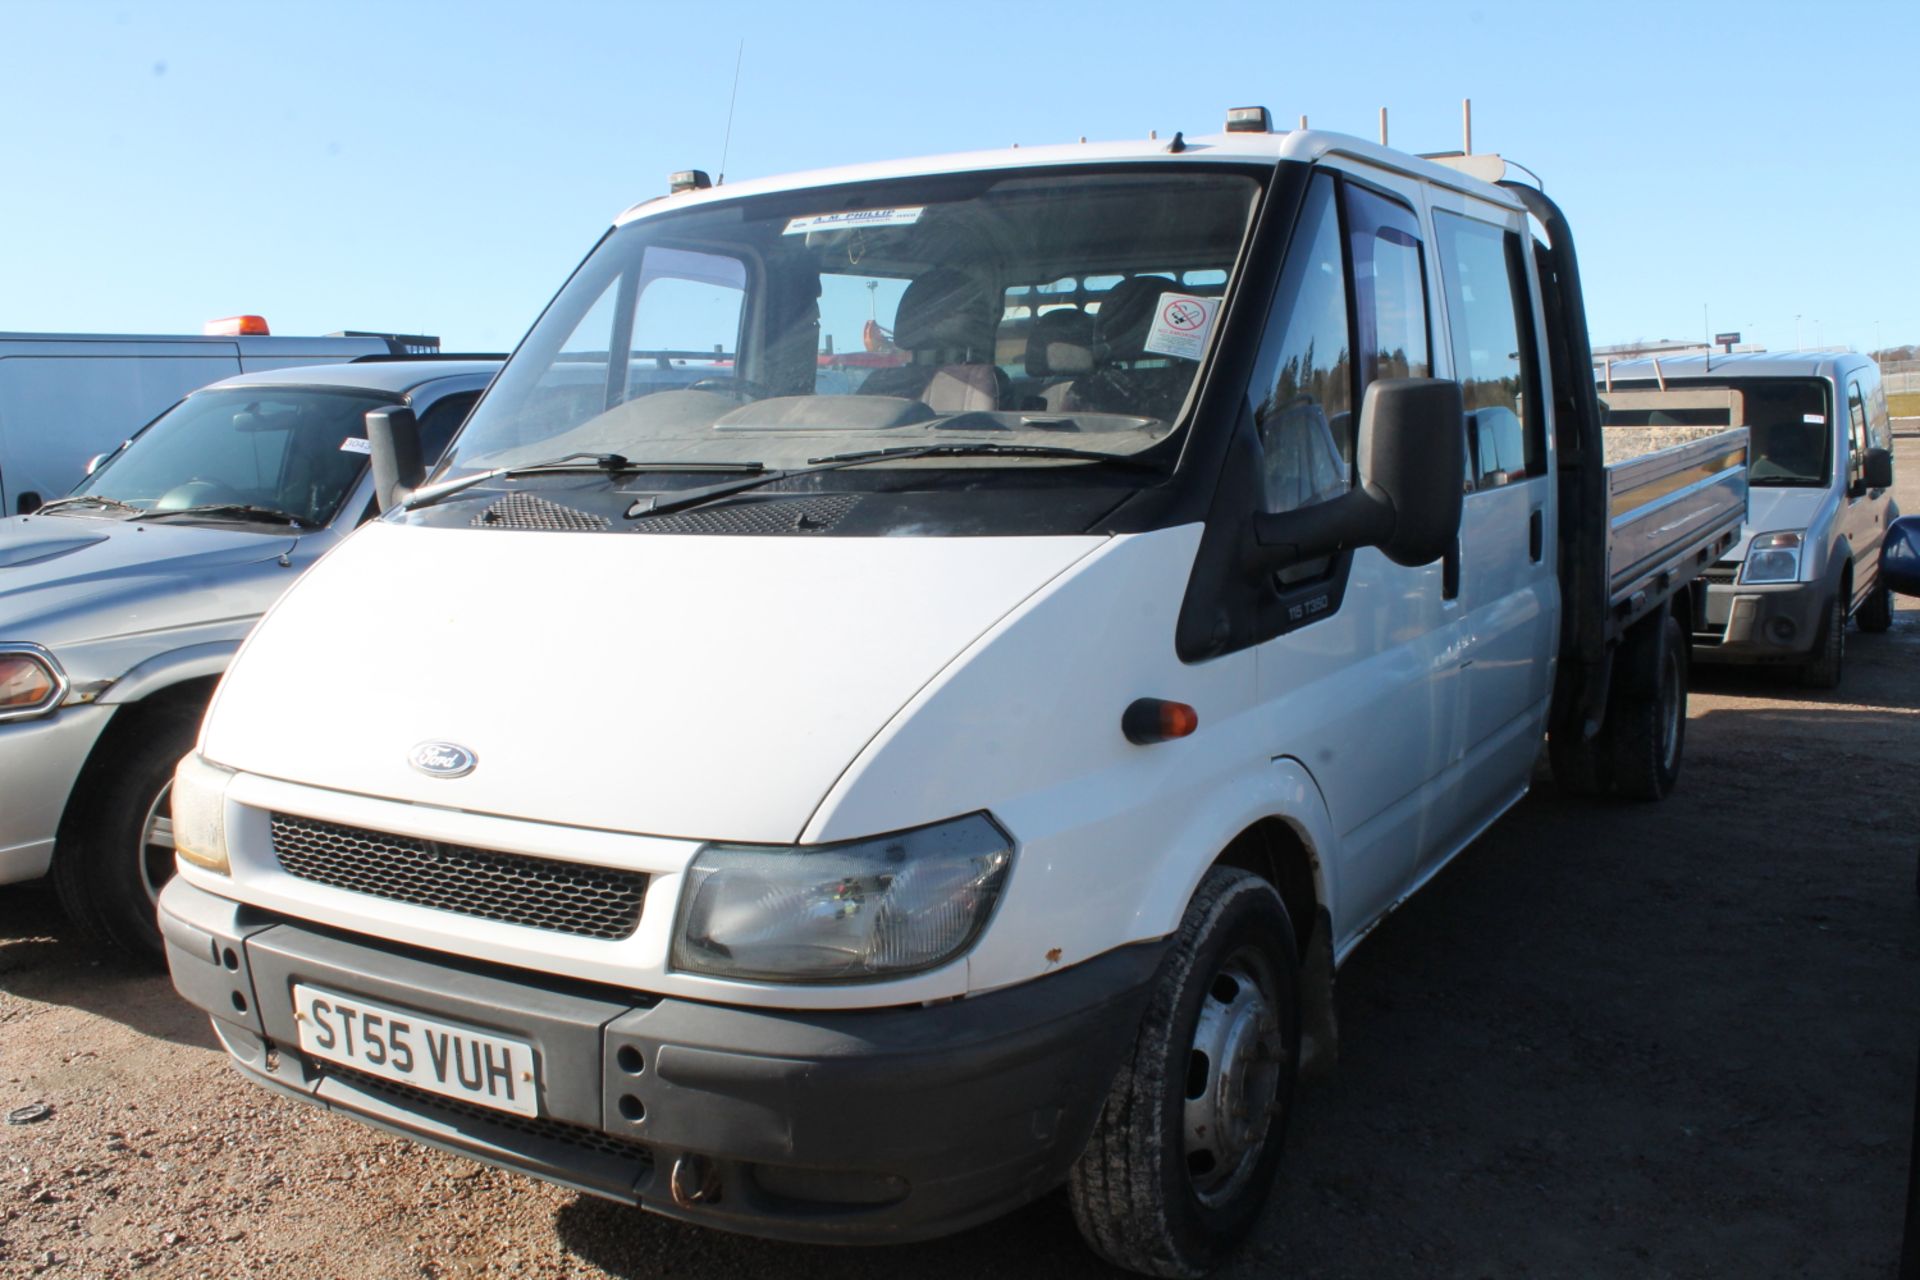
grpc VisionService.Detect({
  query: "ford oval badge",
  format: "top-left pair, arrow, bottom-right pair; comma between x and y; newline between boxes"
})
409,741 -> 476,779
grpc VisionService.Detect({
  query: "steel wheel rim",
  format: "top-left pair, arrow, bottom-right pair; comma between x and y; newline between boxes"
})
139,781 -> 176,906
1182,948 -> 1285,1206
1658,646 -> 1683,773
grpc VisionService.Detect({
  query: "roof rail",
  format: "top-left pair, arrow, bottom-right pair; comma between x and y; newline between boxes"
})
326,330 -> 442,355
347,352 -> 506,364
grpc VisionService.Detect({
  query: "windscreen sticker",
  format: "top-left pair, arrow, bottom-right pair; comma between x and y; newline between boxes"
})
339,437 -> 372,454
1142,292 -> 1221,361
783,207 -> 925,236
1803,413 -> 1826,425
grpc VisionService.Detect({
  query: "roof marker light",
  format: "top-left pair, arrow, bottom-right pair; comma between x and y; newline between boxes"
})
669,169 -> 712,194
1225,105 -> 1272,133
1123,698 -> 1199,745
204,315 -> 270,336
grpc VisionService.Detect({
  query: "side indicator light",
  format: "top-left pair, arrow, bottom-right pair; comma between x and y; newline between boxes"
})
1122,698 -> 1199,745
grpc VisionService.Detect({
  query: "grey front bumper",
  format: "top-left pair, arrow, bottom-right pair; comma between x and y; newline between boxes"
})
1692,578 -> 1826,663
160,876 -> 1166,1245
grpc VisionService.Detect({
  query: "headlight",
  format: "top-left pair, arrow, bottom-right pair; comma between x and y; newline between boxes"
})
672,813 -> 1013,983
172,753 -> 235,876
1741,531 -> 1804,584
0,644 -> 67,722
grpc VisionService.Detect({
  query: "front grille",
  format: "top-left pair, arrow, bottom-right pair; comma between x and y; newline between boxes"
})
472,492 -> 611,531
631,493 -> 860,535
269,813 -> 647,940
1700,561 -> 1739,585
325,1064 -> 652,1164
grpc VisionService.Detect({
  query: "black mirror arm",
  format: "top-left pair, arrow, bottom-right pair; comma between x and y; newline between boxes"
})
1248,487 -> 1394,568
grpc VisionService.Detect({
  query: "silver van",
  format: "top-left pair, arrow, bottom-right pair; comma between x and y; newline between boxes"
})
0,325 -> 439,516
1601,352 -> 1898,686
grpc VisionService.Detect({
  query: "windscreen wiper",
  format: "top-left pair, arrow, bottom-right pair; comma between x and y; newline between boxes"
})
139,503 -> 312,529
403,453 -> 766,513
30,494 -> 143,516
625,441 -> 1160,521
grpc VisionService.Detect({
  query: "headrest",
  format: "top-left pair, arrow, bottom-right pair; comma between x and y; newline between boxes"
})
1025,308 -> 1095,377
892,268 -> 996,357
1094,276 -> 1178,360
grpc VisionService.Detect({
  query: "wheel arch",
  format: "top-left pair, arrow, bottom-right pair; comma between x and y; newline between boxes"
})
55,674 -> 220,854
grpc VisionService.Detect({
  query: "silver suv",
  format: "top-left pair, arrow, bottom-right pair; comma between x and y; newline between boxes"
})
0,359 -> 496,955
1601,351 -> 1899,687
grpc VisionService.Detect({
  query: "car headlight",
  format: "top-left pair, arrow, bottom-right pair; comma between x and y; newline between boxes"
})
672,813 -> 1013,983
0,644 -> 67,723
1741,531 -> 1804,584
172,753 -> 235,876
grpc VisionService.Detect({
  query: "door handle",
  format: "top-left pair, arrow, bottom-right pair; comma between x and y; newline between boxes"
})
1528,509 -> 1544,562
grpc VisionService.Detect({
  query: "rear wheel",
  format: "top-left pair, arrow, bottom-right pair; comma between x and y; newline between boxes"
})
51,709 -> 198,961
1069,867 -> 1299,1278
1609,612 -> 1688,802
1798,591 -> 1846,689
1857,580 -> 1893,634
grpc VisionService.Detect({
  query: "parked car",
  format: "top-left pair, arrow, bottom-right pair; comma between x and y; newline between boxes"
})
160,116 -> 1745,1275
0,321 -> 440,516
1600,352 -> 1899,686
0,359 -> 496,955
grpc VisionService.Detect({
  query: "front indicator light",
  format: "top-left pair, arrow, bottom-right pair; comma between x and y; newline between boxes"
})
172,753 -> 235,875
672,813 -> 1012,983
0,645 -> 65,721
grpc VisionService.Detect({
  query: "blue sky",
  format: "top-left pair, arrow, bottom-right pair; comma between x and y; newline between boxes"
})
2,0 -> 1915,355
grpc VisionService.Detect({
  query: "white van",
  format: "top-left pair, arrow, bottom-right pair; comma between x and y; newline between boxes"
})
160,116 -> 1747,1274
0,324 -> 439,516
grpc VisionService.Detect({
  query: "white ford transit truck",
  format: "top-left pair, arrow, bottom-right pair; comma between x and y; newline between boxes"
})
160,113 -> 1747,1275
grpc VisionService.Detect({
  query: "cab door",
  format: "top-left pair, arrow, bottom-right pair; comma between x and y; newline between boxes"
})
1247,168 -> 1465,938
1843,374 -> 1888,602
1426,203 -> 1558,850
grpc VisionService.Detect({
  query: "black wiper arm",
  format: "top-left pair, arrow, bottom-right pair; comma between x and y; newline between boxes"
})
31,494 -> 142,516
626,442 -> 1159,521
139,503 -> 310,529
404,453 -> 765,513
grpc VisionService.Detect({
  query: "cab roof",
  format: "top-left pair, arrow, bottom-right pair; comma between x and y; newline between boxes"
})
1603,352 -> 1867,383
614,128 -> 1526,227
202,359 -> 500,397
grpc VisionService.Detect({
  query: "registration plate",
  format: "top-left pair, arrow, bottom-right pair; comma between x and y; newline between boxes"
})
292,984 -> 539,1118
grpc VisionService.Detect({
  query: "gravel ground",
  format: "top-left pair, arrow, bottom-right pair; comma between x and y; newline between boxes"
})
4,448 -> 1918,1279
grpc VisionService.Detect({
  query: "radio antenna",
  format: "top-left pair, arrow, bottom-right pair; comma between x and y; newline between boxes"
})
717,40 -> 745,186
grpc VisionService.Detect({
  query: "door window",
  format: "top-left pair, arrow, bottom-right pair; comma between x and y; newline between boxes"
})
1343,185 -> 1431,395
1248,172 -> 1353,516
1433,211 -> 1542,489
1847,379 -> 1869,490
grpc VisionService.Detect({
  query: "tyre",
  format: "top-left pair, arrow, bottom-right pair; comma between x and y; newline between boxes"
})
1857,580 -> 1893,634
51,708 -> 198,961
1798,591 -> 1846,689
1069,867 -> 1299,1278
1609,612 -> 1688,802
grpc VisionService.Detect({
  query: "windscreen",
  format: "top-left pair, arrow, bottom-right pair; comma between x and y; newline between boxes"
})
1600,377 -> 1832,486
439,168 -> 1262,478
72,387 -> 393,524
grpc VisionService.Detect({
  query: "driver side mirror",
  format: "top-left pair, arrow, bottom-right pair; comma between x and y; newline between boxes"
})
366,406 -> 424,513
84,452 -> 113,477
1249,377 -> 1466,570
1863,446 -> 1894,492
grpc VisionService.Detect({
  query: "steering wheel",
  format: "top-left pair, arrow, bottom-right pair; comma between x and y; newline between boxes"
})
154,477 -> 245,510
686,377 -> 772,402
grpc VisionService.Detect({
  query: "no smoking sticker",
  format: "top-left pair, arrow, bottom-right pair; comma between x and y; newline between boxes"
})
1143,292 -> 1220,361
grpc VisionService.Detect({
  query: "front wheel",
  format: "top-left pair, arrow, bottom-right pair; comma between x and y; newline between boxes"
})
1798,591 -> 1846,689
51,709 -> 199,961
1069,867 -> 1299,1278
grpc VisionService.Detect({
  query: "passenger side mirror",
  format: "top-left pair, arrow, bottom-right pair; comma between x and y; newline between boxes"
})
1249,377 -> 1466,570
1863,446 -> 1894,491
1883,515 -> 1920,598
366,406 -> 424,513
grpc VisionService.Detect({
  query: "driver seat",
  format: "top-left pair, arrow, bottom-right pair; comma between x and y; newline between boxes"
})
857,269 -> 1008,412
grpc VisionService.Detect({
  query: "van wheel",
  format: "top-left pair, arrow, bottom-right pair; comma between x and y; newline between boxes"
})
51,709 -> 197,962
1609,612 -> 1688,802
1068,867 -> 1298,1278
1857,581 -> 1893,633
1798,593 -> 1846,689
